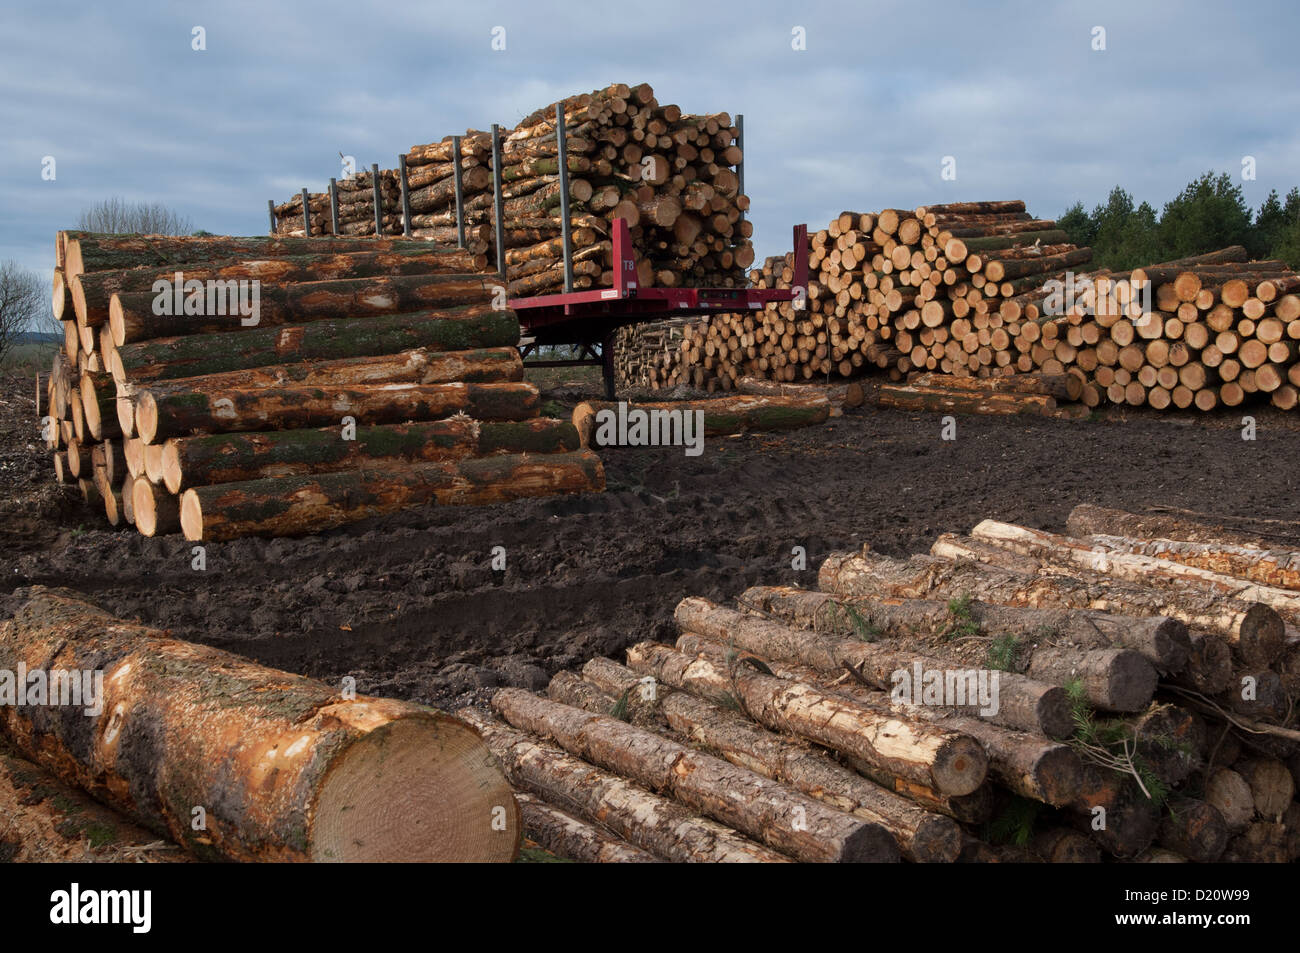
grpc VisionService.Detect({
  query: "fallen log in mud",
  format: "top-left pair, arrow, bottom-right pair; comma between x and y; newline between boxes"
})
572,394 -> 829,449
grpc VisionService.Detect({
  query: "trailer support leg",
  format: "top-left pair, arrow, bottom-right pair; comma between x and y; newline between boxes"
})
601,332 -> 616,400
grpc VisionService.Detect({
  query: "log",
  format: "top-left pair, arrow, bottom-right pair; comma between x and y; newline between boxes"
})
134,381 -> 541,444
877,384 -> 1055,416
1066,503 -> 1297,551
965,520 -> 1290,664
457,708 -> 787,863
110,273 -> 500,344
179,451 -> 605,541
64,234 -> 451,280
624,641 -> 988,796
72,248 -> 486,327
740,585 -> 1189,674
572,659 -> 962,862
1204,768 -> 1255,831
680,633 -> 1085,808
910,371 -> 1082,402
734,376 -> 865,409
130,479 -> 180,537
1233,758 -> 1295,820
0,587 -> 519,861
513,793 -> 656,863
1156,798 -> 1229,862
111,305 -> 519,385
161,418 -> 578,493
490,687 -> 897,862
821,546 -> 1276,679
572,395 -> 829,448
0,744 -> 186,863
677,595 -> 1073,738
1084,532 -> 1300,594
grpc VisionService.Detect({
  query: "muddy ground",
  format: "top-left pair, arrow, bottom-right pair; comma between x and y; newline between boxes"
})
4,369 -> 1300,710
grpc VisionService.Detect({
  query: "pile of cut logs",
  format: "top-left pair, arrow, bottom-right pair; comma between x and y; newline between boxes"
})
474,504 -> 1300,862
45,231 -> 603,540
1008,247 -> 1300,411
622,201 -> 1300,412
273,83 -> 754,297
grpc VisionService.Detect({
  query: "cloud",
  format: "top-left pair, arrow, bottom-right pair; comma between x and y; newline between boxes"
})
1,0 -> 1297,280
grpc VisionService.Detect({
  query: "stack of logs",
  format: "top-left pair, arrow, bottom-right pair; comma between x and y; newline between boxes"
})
1004,246 -> 1300,411
275,169 -> 402,237
273,83 -> 754,297
619,201 -> 1300,412
471,503 -> 1299,862
45,231 -> 604,541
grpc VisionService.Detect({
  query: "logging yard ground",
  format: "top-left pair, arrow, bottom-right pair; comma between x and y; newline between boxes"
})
4,363 -> 1300,710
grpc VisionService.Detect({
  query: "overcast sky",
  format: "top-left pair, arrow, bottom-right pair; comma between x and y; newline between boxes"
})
3,0 -> 1298,285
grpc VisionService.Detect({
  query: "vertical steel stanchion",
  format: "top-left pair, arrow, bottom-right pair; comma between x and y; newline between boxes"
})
491,125 -> 506,282
399,154 -> 413,237
452,135 -> 465,249
301,188 -> 311,236
329,178 -> 339,235
267,200 -> 276,236
736,113 -> 745,226
371,163 -> 383,236
556,104 -> 574,293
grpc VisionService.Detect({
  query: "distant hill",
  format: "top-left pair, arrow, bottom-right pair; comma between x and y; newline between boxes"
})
13,331 -> 59,344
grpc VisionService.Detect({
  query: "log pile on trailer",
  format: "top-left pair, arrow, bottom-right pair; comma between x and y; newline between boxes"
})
480,505 -> 1300,862
45,231 -> 604,540
271,83 -> 754,296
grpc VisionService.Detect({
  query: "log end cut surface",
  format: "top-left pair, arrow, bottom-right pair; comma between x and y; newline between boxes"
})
311,714 -> 519,862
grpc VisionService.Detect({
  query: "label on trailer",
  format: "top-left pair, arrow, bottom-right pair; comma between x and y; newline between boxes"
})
600,290 -> 619,299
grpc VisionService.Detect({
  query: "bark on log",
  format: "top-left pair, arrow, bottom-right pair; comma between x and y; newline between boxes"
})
0,587 -> 519,861
572,395 -> 829,448
65,234 -> 449,280
161,418 -> 578,493
134,381 -> 540,444
110,274 -> 501,344
514,793 -> 656,863
490,687 -> 897,862
932,535 -> 1285,667
573,658 -> 961,862
72,248 -> 486,327
0,744 -> 187,863
179,450 -> 605,541
624,640 -> 988,796
965,520 -> 1290,664
111,305 -> 519,385
1084,532 -> 1300,594
680,633 -> 1084,808
877,384 -> 1056,416
682,596 -> 1072,738
1065,503 -> 1300,551
739,585 -> 1189,674
457,707 -> 787,863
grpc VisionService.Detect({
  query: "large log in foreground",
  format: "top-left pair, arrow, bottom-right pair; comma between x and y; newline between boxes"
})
0,588 -> 519,862
180,450 -> 605,540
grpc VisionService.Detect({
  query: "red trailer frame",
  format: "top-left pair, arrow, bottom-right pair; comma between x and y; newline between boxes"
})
511,218 -> 808,397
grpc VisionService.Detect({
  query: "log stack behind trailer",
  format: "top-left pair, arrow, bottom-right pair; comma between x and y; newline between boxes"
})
46,231 -> 604,540
490,505 -> 1300,862
272,82 -> 753,297
619,201 -> 1300,414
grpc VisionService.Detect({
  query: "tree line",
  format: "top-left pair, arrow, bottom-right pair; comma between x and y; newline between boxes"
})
1058,171 -> 1300,273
